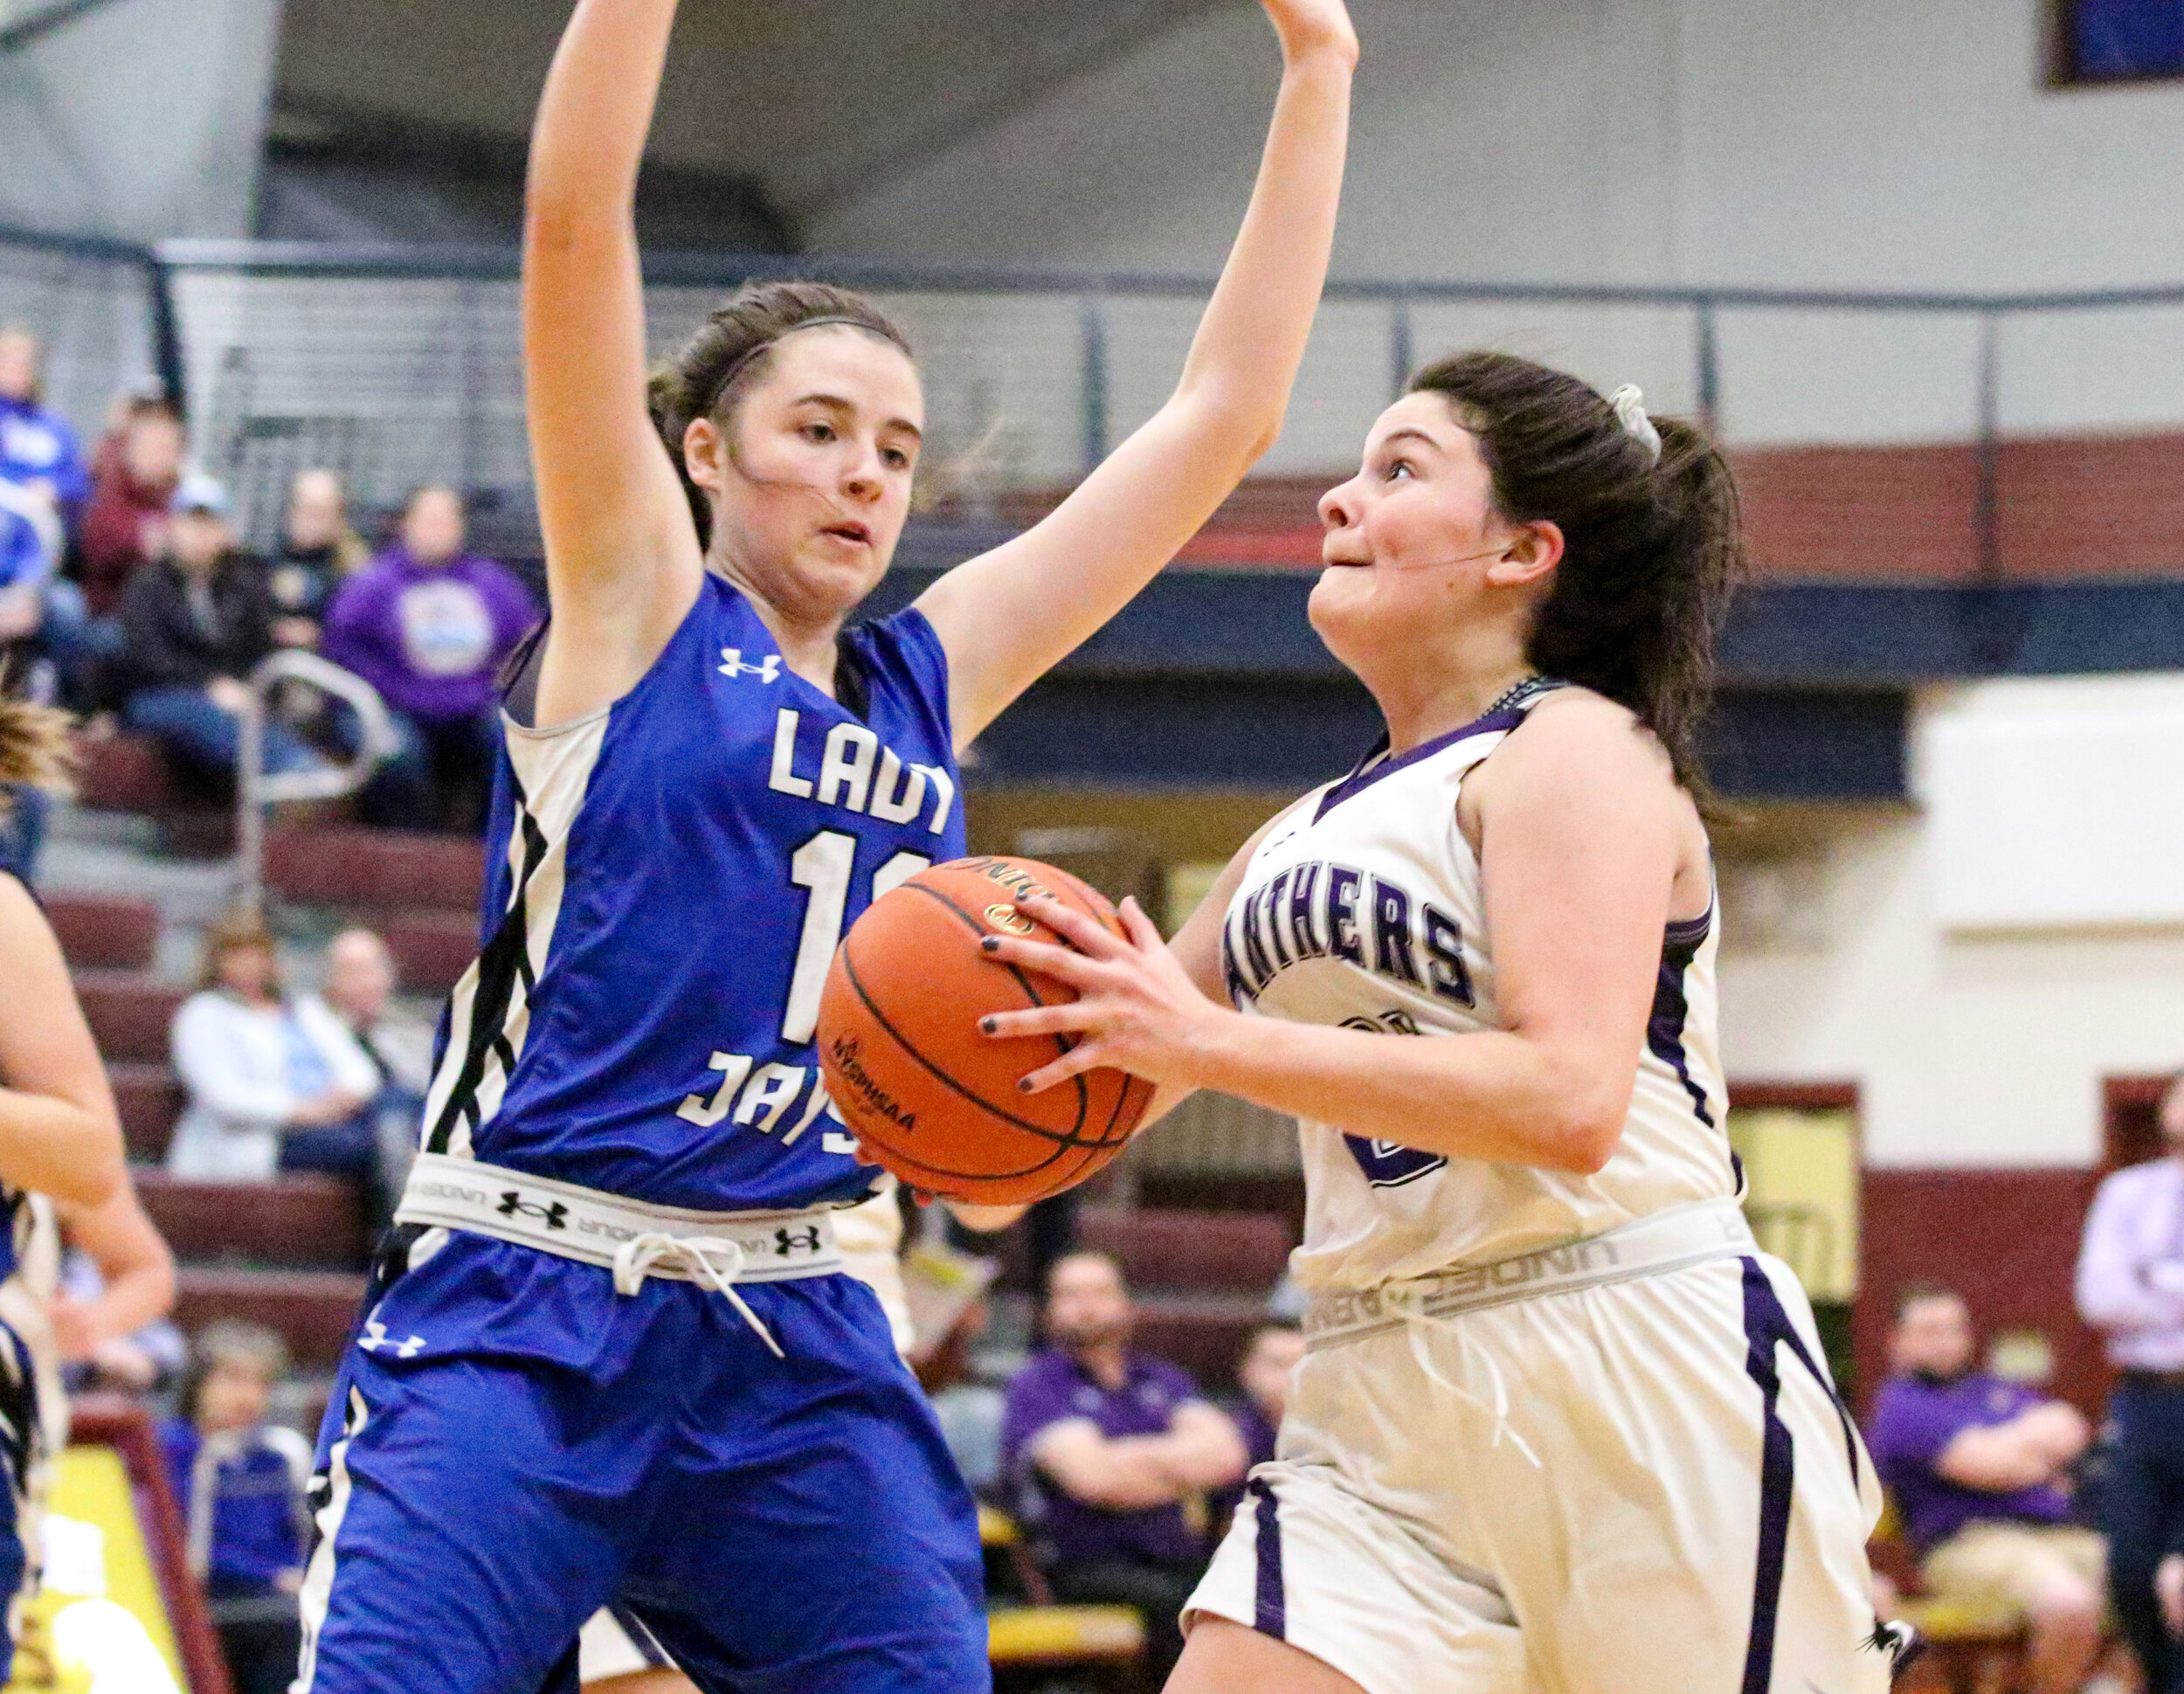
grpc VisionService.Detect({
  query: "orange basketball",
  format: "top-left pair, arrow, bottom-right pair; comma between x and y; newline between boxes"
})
817,855 -> 1155,1205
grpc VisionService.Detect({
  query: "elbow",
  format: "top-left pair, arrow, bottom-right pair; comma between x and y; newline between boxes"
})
54,1111 -> 127,1211
1542,1103 -> 1627,1177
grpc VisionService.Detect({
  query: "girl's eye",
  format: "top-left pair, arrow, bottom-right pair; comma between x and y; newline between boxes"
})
803,422 -> 835,443
882,448 -> 911,471
1384,460 -> 1415,482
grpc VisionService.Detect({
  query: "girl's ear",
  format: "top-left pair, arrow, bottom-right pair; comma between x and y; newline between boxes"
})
1484,519 -> 1565,588
683,415 -> 728,499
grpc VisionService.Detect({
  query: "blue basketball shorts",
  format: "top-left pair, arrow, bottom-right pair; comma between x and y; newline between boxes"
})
294,1229 -> 988,1694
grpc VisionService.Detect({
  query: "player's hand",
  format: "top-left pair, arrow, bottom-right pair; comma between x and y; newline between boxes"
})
1259,0 -> 1358,67
977,893 -> 1230,1096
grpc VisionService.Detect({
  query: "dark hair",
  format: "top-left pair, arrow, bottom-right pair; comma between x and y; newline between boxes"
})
1890,1280 -> 1964,1324
1407,352 -> 1742,795
647,282 -> 913,550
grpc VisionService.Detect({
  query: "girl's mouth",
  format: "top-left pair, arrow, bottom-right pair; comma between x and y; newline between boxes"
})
821,522 -> 873,547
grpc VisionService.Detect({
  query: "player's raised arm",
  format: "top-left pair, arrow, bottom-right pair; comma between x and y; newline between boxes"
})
522,0 -> 706,723
915,0 -> 1358,748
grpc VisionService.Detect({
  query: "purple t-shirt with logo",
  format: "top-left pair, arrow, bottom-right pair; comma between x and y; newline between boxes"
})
1001,1347 -> 1207,1569
1868,1372 -> 2075,1553
322,548 -> 537,726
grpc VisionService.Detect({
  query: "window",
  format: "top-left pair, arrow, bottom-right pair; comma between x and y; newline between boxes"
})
2055,0 -> 2184,85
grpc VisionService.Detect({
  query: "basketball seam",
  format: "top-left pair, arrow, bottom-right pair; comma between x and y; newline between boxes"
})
899,880 -> 1095,1139
836,945 -> 1113,1152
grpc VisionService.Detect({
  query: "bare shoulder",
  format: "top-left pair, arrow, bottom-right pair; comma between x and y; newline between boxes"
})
1460,688 -> 1702,867
0,871 -> 50,954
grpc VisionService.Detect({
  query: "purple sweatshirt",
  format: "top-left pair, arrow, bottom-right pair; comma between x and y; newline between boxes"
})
323,548 -> 537,725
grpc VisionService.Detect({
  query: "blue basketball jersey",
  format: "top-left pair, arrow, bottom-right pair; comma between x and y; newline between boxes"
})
419,573 -> 965,1213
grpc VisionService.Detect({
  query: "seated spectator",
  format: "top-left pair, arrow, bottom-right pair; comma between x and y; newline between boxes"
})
1227,1322 -> 1302,1475
266,467 -> 368,652
0,474 -> 64,694
1001,1250 -> 1247,1680
52,1180 -> 183,1397
114,476 -> 321,786
159,1322 -> 313,1694
168,910 -> 380,1184
0,328 -> 89,521
78,396 -> 183,624
323,485 -> 536,832
314,927 -> 435,1219
1869,1283 -> 2105,1694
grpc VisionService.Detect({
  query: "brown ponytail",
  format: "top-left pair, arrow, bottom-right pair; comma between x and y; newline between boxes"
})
1408,351 -> 1742,796
648,282 -> 913,550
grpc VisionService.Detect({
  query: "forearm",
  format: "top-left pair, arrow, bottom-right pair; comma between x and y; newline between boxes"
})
1049,1437 -> 1192,1511
525,0 -> 678,239
0,1090 -> 123,1208
1171,43 -> 1355,451
84,1256 -> 176,1345
1181,1013 -> 1628,1175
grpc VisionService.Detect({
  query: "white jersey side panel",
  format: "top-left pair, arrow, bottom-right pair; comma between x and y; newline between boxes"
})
1221,711 -> 1736,1290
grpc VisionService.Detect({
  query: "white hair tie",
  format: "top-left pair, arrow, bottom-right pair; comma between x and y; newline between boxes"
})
1607,384 -> 1662,466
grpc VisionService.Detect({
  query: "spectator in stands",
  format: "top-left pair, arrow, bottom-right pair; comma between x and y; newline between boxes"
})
0,474 -> 65,697
159,1321 -> 314,1694
2078,1068 -> 2184,1691
1228,1322 -> 1302,1475
312,927 -> 435,1218
52,1180 -> 183,1396
1001,1250 -> 1247,1680
78,396 -> 183,622
1868,1283 -> 2104,1694
168,910 -> 380,1184
266,468 -> 369,652
0,328 -> 89,520
114,475 -> 322,786
322,485 -> 536,832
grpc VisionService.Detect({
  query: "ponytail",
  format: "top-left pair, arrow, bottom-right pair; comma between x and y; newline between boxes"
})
1408,352 -> 1742,796
0,696 -> 73,809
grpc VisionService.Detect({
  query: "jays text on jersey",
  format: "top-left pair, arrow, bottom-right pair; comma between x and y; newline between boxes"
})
419,573 -> 966,1213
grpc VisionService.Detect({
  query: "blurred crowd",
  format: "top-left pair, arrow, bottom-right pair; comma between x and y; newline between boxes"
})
0,328 -> 536,834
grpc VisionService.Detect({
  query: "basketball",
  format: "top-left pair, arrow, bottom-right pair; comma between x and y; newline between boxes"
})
816,855 -> 1156,1205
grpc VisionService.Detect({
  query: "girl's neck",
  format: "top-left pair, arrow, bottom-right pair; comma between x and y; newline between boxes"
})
1369,658 -> 1538,757
715,558 -> 850,696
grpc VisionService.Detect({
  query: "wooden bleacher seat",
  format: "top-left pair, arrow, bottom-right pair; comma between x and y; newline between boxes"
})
384,909 -> 479,992
265,826 -> 483,913
1130,1294 -> 1277,1390
978,1504 -> 1144,1687
74,973 -> 188,1066
72,733 -> 175,815
1078,1207 -> 1293,1292
136,1172 -> 367,1269
45,893 -> 159,971
172,1267 -> 367,1369
107,1061 -> 183,1162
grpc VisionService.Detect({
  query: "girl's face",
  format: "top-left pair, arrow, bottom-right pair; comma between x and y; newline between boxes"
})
197,1359 -> 272,1433
218,942 -> 275,1002
403,487 -> 466,565
1308,391 -> 1557,671
687,328 -> 923,626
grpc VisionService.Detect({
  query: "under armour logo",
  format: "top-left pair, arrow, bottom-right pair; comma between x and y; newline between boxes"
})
496,1193 -> 569,1229
720,648 -> 782,683
358,1320 -> 425,1359
775,1226 -> 823,1257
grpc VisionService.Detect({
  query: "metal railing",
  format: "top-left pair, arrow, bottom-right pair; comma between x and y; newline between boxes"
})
19,223 -> 2184,577
233,650 -> 399,917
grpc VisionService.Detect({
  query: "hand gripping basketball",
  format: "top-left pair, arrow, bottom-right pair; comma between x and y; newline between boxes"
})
816,857 -> 1162,1205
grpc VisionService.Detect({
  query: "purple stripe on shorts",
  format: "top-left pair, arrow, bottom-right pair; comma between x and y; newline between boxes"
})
1249,1477 -> 1285,1641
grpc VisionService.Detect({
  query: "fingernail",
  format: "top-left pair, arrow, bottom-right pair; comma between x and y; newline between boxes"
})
980,1017 -> 999,1035
981,937 -> 999,953
1017,1077 -> 1034,1093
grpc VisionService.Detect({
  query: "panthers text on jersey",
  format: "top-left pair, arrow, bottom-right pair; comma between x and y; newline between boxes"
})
1221,688 -> 1738,1288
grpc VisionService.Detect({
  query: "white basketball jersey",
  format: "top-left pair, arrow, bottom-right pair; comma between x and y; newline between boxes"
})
1220,691 -> 1737,1290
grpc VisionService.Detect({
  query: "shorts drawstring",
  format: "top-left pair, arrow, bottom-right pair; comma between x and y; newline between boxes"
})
1403,1308 -> 1543,1469
612,1232 -> 784,1359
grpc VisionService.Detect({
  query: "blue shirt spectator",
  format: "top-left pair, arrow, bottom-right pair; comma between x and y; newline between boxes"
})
159,1321 -> 313,1694
0,329 -> 89,513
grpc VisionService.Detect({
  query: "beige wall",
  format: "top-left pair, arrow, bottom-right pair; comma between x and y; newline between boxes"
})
1720,681 -> 2184,1168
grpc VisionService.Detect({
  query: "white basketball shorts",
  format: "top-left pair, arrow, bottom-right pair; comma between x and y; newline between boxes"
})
1185,1247 -> 1890,1694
